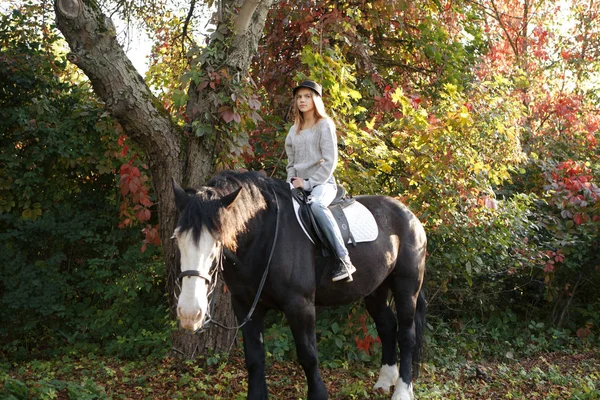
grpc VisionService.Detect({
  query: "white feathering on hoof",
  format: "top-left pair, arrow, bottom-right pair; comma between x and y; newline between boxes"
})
373,364 -> 399,393
391,380 -> 414,400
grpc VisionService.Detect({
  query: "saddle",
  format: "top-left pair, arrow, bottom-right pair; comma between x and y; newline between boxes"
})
291,185 -> 357,255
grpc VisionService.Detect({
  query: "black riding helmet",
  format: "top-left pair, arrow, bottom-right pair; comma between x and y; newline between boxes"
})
293,80 -> 322,97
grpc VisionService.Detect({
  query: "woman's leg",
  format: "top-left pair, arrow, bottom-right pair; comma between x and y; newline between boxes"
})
309,184 -> 355,281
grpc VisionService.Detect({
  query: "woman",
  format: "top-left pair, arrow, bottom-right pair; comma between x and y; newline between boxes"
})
285,80 -> 356,282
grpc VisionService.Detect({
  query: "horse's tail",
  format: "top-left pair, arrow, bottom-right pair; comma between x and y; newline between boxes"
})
412,289 -> 427,379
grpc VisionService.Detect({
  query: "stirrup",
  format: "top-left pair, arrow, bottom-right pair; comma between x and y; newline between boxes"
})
332,268 -> 350,282
344,263 -> 356,282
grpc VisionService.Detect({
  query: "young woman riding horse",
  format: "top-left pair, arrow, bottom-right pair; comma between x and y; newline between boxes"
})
286,80 -> 356,282
173,171 -> 427,400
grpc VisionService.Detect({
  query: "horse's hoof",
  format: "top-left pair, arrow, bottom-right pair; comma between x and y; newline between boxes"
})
391,381 -> 414,400
373,365 -> 398,394
373,381 -> 391,393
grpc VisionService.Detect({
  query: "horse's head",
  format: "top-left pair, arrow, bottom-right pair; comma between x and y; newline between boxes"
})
172,179 -> 242,331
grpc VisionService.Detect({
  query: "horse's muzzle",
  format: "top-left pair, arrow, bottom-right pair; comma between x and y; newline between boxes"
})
178,306 -> 205,332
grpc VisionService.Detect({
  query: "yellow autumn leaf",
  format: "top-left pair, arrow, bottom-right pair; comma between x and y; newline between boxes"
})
391,87 -> 405,105
378,161 -> 393,173
366,117 -> 376,130
473,161 -> 485,173
348,89 -> 362,100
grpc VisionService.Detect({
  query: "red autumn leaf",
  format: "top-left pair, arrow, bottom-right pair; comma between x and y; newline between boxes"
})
576,326 -> 591,338
121,182 -> 129,196
130,166 -> 141,177
197,80 -> 209,91
355,336 -> 363,350
135,208 -> 151,222
142,198 -> 154,207
139,194 -> 154,207
141,225 -> 161,252
120,163 -> 131,175
573,213 -> 584,225
129,180 -> 140,194
222,110 -> 235,123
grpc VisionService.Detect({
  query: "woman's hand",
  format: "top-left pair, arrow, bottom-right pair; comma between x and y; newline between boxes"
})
291,177 -> 305,189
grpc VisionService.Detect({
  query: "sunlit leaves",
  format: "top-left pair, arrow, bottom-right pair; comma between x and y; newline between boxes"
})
381,79 -> 526,225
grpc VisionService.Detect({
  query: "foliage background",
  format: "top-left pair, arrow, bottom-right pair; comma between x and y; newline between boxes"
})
1,0 -> 599,397
0,5 -> 170,361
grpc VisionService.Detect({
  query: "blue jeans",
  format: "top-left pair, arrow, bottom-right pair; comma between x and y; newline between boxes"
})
308,183 -> 349,259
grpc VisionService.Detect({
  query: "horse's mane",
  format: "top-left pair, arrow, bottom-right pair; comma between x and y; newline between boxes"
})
177,170 -> 288,251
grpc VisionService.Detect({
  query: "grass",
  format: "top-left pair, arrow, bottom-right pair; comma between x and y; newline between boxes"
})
2,315 -> 599,399
1,348 -> 598,399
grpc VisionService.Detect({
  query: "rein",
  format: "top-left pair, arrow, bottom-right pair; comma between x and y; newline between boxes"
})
178,186 -> 281,333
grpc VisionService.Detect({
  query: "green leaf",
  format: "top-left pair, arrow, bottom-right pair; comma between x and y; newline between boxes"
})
172,90 -> 188,108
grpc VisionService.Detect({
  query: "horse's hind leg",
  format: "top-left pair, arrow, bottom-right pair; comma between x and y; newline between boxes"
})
390,275 -> 425,400
282,298 -> 328,400
231,296 -> 268,400
364,284 -> 399,393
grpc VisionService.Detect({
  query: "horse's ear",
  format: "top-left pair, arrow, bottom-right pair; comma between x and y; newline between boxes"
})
220,187 -> 242,210
172,178 -> 190,212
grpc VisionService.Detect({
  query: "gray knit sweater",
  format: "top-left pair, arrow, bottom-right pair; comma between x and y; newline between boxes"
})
285,118 -> 337,191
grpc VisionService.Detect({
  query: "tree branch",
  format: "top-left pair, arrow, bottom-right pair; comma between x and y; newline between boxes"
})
55,0 -> 185,320
234,0 -> 260,34
54,0 -> 182,165
182,0 -> 197,54
228,0 -> 274,72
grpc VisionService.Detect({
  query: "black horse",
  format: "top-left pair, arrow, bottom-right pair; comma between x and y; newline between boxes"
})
172,170 -> 426,400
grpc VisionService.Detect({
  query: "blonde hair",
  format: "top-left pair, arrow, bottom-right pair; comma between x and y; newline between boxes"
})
293,90 -> 329,133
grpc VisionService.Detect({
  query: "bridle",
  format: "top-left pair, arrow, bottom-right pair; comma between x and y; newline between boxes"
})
176,186 -> 280,333
178,268 -> 214,282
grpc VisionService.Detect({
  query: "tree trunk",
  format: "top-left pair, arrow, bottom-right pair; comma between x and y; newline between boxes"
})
54,0 -> 274,358
171,279 -> 238,358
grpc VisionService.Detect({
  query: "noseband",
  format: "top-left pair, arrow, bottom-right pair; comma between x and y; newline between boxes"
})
176,240 -> 221,284
178,269 -> 214,282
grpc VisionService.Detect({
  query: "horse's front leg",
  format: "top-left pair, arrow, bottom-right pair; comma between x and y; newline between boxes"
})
283,298 -> 328,400
232,296 -> 268,400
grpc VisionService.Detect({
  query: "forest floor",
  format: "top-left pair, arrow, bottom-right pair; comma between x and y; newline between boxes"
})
1,348 -> 599,399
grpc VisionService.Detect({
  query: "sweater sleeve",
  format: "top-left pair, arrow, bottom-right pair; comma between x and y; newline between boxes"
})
306,118 -> 337,190
285,126 -> 296,182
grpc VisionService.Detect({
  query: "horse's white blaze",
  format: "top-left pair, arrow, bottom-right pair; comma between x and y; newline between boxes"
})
176,226 -> 218,331
373,364 -> 399,393
391,380 -> 414,400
